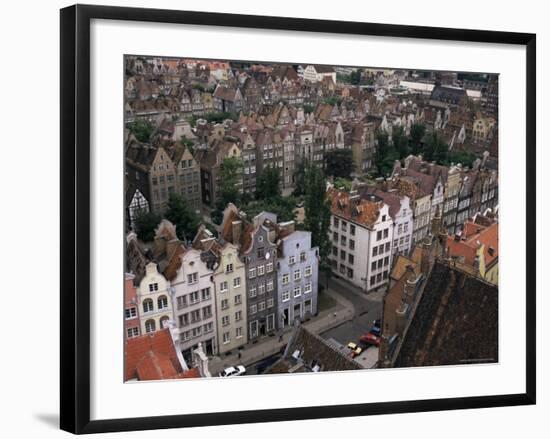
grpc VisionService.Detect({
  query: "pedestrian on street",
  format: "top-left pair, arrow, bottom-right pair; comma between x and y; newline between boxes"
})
238,351 -> 242,360
278,334 -> 283,343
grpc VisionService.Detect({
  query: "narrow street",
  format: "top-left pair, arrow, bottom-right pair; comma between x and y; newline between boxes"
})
321,276 -> 385,346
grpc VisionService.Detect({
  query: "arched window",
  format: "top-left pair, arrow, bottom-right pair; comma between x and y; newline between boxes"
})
143,298 -> 154,313
157,295 -> 168,310
159,315 -> 169,329
144,319 -> 156,333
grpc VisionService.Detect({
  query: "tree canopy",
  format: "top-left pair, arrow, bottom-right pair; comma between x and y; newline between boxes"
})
325,149 -> 354,179
217,156 -> 243,210
133,210 -> 161,242
127,120 -> 155,143
165,193 -> 201,242
255,165 -> 281,200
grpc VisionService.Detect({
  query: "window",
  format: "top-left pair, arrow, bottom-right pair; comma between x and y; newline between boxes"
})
382,215 -> 387,221
235,310 -> 242,321
202,305 -> 212,319
404,223 -> 409,233
192,326 -> 202,338
371,261 -> 377,271
143,299 -> 154,313
373,247 -> 378,257
266,280 -> 274,292
148,283 -> 159,292
266,262 -> 273,273
349,239 -> 355,250
377,273 -> 382,282
384,256 -> 389,266
190,309 -> 201,323
347,267 -> 354,278
282,273 -> 289,285
257,247 -> 265,258
257,265 -> 265,276
293,286 -> 301,297
333,217 -> 339,227
341,236 -> 347,246
250,321 -> 258,338
189,291 -> 199,304
341,221 -> 347,232
340,250 -> 346,260
176,295 -> 187,309
332,246 -> 338,256
398,224 -> 403,234
226,263 -> 234,273
300,251 -> 306,262
385,242 -> 391,252
219,281 -> 228,292
203,322 -> 214,333
305,265 -> 312,277
348,254 -> 354,265
333,232 -> 338,241
249,268 -> 256,279
187,272 -> 198,284
125,307 -> 137,319
234,294 -> 242,305
221,299 -> 229,310
249,287 -> 257,298
383,228 -> 389,238
233,277 -> 241,288
157,295 -> 168,310
378,259 -> 383,269
282,291 -> 290,302
180,331 -> 190,342
250,304 -> 257,315
236,326 -> 243,338
293,269 -> 301,281
258,283 -> 266,295
376,230 -> 382,241
258,301 -> 266,311
383,270 -> 389,279
370,276 -> 376,286
201,287 -> 211,301
144,319 -> 156,334
222,315 -> 230,326
178,313 -> 189,327
350,224 -> 356,236
289,255 -> 296,265
304,283 -> 312,294
127,327 -> 139,338
267,298 -> 274,308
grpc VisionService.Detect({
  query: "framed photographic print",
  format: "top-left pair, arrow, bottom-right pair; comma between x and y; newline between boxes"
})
60,4 -> 536,434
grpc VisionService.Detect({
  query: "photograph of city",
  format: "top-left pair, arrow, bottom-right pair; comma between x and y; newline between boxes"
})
124,56 -> 498,381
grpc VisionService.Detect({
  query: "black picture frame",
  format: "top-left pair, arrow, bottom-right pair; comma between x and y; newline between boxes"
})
60,4 -> 536,434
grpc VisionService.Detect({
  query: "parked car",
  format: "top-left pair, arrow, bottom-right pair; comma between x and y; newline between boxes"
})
360,332 -> 381,347
347,342 -> 362,358
370,319 -> 381,336
218,365 -> 246,377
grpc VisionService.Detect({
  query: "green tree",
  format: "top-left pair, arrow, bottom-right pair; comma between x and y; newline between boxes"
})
447,150 -> 477,168
422,132 -> 448,163
292,160 -> 308,197
325,149 -> 354,179
217,156 -> 243,209
127,120 -> 155,143
256,165 -> 281,201
303,104 -> 315,114
333,177 -> 352,192
350,70 -> 362,85
303,164 -> 332,290
323,96 -> 342,106
243,197 -> 297,223
376,131 -> 390,158
133,210 -> 161,242
409,123 -> 426,155
180,136 -> 195,155
165,193 -> 201,242
392,126 -> 409,159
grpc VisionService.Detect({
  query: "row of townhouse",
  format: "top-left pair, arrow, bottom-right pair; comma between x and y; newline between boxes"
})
326,153 -> 498,293
124,206 -> 319,363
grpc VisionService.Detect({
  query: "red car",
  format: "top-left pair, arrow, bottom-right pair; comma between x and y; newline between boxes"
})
360,332 -> 381,347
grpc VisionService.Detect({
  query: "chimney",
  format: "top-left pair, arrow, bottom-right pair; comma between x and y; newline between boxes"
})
395,302 -> 408,335
403,265 -> 417,305
420,237 -> 433,275
231,220 -> 242,244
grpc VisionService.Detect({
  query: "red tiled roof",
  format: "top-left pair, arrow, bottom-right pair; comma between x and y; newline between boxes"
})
446,221 -> 498,267
125,328 -> 200,381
